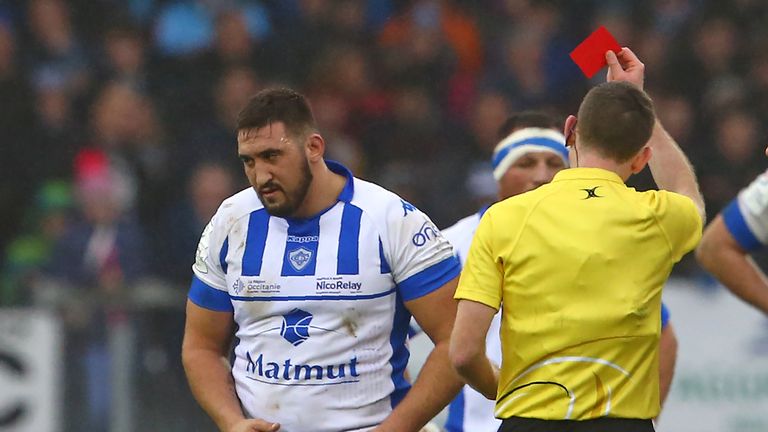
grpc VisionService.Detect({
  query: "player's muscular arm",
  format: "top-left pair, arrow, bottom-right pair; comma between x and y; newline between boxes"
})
697,215 -> 768,314
182,301 -> 280,432
374,277 -> 464,432
449,299 -> 499,399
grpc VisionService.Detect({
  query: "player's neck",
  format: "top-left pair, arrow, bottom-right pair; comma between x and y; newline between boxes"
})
291,162 -> 347,219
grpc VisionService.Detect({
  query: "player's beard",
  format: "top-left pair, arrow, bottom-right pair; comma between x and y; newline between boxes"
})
257,156 -> 313,218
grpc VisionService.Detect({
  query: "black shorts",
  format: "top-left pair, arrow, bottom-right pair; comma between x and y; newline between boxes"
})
498,416 -> 654,432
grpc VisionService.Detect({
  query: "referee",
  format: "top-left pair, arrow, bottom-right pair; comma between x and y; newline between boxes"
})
449,48 -> 704,432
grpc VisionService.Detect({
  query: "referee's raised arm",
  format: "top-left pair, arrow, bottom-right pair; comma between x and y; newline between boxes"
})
607,48 -> 706,223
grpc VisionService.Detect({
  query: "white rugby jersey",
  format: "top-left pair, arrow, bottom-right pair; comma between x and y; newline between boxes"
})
189,161 -> 460,432
722,171 -> 768,251
441,208 -> 671,432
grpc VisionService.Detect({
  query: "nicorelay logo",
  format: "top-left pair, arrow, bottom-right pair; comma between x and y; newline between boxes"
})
316,276 -> 362,293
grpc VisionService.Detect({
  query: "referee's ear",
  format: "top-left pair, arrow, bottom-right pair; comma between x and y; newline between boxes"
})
564,115 -> 578,147
629,145 -> 652,174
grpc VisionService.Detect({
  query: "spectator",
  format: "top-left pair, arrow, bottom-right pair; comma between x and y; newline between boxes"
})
45,152 -> 148,431
87,81 -> 171,231
1,180 -> 73,306
25,0 -> 91,96
159,162 -> 237,286
0,16 -> 35,255
96,23 -> 151,92
180,65 -> 260,183
700,109 -> 764,214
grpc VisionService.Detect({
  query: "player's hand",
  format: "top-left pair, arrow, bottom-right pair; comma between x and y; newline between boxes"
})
226,418 -> 280,432
606,47 -> 645,90
371,423 -> 439,432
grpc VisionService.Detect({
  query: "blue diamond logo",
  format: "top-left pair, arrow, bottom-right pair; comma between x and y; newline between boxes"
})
280,308 -> 313,346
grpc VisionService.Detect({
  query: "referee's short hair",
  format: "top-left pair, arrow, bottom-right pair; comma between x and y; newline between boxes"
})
237,88 -> 318,138
577,81 -> 655,162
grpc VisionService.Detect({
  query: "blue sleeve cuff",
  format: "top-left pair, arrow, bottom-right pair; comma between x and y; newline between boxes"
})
398,255 -> 461,302
722,199 -> 763,252
661,302 -> 670,328
188,276 -> 233,312
407,324 -> 422,338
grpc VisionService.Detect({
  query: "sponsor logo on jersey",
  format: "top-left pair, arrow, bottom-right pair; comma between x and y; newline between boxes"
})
412,220 -> 441,247
316,276 -> 363,293
287,235 -> 319,243
288,247 -> 313,271
233,278 -> 244,294
244,308 -> 361,385
233,278 -> 281,294
245,352 -> 360,384
401,199 -> 416,217
281,308 -> 314,346
581,186 -> 603,200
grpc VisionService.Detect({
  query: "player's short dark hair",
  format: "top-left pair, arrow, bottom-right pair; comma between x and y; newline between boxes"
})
577,81 -> 655,162
497,111 -> 561,141
237,88 -> 317,137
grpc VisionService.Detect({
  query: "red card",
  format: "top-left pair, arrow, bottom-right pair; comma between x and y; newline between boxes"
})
569,26 -> 622,78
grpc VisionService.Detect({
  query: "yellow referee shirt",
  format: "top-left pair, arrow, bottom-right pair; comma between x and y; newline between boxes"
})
455,167 -> 701,421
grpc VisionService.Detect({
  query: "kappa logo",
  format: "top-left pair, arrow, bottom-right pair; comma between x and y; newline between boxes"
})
581,186 -> 603,200
287,235 -> 319,243
288,247 -> 313,271
401,199 -> 416,217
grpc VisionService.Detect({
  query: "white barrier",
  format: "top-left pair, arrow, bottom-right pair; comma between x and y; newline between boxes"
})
660,278 -> 768,432
0,309 -> 62,432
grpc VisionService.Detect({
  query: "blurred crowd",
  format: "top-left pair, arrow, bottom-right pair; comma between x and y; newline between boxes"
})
0,0 -> 767,429
4,0 -> 768,302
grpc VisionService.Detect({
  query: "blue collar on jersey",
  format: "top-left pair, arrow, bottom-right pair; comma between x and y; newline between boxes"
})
477,204 -> 490,218
326,159 -> 354,202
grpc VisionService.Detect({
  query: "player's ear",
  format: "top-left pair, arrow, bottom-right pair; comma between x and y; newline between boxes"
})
305,133 -> 325,162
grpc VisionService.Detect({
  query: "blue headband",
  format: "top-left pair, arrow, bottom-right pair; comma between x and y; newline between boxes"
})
491,128 -> 569,180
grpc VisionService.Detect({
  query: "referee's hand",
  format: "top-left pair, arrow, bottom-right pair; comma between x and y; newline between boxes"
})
606,47 -> 645,90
